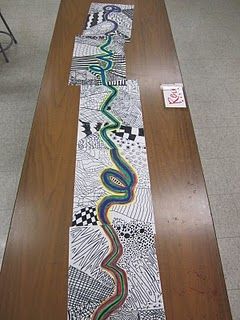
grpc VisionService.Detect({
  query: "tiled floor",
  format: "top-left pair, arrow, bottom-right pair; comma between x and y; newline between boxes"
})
0,0 -> 239,318
0,0 -> 60,265
165,0 -> 240,318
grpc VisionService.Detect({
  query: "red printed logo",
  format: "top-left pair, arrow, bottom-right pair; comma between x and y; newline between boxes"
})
167,88 -> 184,105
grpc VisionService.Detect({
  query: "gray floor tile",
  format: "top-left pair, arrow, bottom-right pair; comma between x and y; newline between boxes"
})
190,25 -> 233,47
225,79 -> 240,101
209,194 -> 240,239
210,40 -> 240,60
166,0 -> 240,30
0,101 -> 35,140
0,79 -> 40,106
0,0 -> 60,274
184,78 -> 229,103
206,0 -> 240,12
180,57 -> 240,83
189,100 -> 240,129
166,0 -> 236,28
224,159 -> 240,194
0,45 -> 48,82
0,4 -> 59,48
0,100 -> 36,172
174,35 -> 214,61
201,158 -> 229,195
0,209 -> 12,270
213,59 -> 240,81
0,144 -> 26,175
228,289 -> 240,320
202,158 -> 240,195
0,171 -> 19,210
168,13 -> 239,60
180,58 -> 219,81
1,0 -> 59,8
195,126 -> 240,159
5,24 -> 53,50
218,237 -> 240,290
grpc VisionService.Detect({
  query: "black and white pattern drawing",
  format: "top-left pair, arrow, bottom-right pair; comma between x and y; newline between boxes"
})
72,206 -> 98,226
68,3 -> 166,319
73,149 -> 154,225
79,81 -> 143,127
68,265 -> 114,319
112,187 -> 155,224
73,148 -> 111,211
112,220 -> 164,312
73,80 -> 155,225
68,223 -> 165,319
138,309 -> 166,320
83,3 -> 134,41
69,35 -> 126,86
69,226 -> 114,286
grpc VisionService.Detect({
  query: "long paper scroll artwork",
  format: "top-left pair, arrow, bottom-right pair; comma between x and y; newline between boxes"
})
68,3 -> 166,320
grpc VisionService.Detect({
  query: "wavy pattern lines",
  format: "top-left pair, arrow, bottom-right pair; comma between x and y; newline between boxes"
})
89,35 -> 138,319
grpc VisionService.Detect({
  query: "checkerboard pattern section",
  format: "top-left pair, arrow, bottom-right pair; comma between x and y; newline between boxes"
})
114,125 -> 144,141
72,206 -> 98,226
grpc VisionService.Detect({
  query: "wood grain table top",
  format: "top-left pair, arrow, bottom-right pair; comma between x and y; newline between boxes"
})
0,0 -> 232,319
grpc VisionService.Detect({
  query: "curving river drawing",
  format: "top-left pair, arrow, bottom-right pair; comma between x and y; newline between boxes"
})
89,35 -> 137,320
67,3 -> 166,320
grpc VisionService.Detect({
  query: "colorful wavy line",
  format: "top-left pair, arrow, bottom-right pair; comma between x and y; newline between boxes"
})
103,5 -> 121,36
89,36 -> 137,320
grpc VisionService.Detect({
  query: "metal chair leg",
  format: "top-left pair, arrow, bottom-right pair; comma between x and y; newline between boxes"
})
0,42 -> 9,62
0,11 -> 17,44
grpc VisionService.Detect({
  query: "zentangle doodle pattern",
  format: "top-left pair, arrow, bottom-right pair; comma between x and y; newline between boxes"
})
69,35 -> 126,86
68,2 -> 166,320
83,3 -> 134,41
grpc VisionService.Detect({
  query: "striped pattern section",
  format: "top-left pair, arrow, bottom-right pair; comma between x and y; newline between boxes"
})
122,9 -> 134,20
112,188 -> 155,224
86,11 -> 105,29
69,54 -> 126,86
71,55 -> 125,70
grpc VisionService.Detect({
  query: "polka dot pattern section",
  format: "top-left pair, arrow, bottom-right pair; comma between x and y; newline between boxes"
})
113,219 -> 155,260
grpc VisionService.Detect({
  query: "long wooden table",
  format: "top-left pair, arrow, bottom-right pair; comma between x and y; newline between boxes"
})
0,1 -> 232,319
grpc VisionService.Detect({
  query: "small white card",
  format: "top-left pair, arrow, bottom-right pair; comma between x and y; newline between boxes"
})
161,83 -> 187,108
